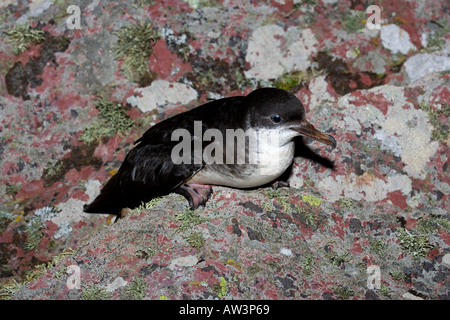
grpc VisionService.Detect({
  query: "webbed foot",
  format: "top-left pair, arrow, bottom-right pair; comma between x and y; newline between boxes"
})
174,184 -> 213,209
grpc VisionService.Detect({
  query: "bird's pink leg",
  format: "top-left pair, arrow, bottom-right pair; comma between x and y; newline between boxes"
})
174,184 -> 213,209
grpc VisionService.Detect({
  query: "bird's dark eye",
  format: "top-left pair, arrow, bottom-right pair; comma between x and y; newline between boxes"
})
271,114 -> 281,123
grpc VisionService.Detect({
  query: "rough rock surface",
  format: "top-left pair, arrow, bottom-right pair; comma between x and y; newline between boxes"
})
0,0 -> 449,300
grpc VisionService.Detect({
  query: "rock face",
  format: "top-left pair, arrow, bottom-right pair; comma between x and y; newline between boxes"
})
380,24 -> 416,55
1,0 -> 449,300
244,25 -> 318,81
404,53 -> 450,82
127,80 -> 198,113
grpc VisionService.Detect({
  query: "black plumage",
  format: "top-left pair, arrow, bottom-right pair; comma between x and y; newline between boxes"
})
83,88 -> 336,217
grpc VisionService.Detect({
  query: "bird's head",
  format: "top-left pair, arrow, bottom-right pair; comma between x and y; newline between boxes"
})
242,87 -> 336,148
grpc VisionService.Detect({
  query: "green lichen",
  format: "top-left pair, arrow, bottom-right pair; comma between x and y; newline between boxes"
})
129,197 -> 165,215
340,11 -> 366,34
324,246 -> 351,267
4,23 -> 45,55
25,219 -> 44,251
0,248 -> 75,299
416,216 -> 450,234
435,217 -> 450,231
396,227 -> 435,260
419,102 -> 450,146
390,268 -> 407,282
263,189 -> 291,212
302,194 -> 322,207
301,252 -> 316,276
273,70 -> 307,92
79,120 -> 114,144
135,247 -> 159,259
44,160 -> 63,179
24,248 -> 76,283
188,57 -> 248,94
54,265 -> 68,280
232,68 -> 247,90
195,69 -> 218,89
391,54 -> 406,70
261,200 -> 274,212
80,97 -> 135,144
304,212 -> 317,227
0,279 -> 22,300
173,208 -> 207,248
214,276 -> 228,298
175,209 -> 207,231
351,46 -> 361,58
126,277 -> 147,299
182,0 -> 218,9
184,231 -> 205,249
338,197 -> 354,209
5,182 -> 21,196
293,205 -> 306,215
425,19 -> 450,52
369,239 -> 388,256
113,21 -> 159,83
95,97 -> 135,132
265,260 -> 279,270
82,285 -> 112,300
332,285 -> 355,300
380,284 -> 392,298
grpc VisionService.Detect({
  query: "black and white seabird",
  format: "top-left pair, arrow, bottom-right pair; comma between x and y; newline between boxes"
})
83,87 -> 336,217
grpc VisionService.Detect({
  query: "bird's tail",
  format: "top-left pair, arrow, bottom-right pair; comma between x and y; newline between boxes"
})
83,174 -> 123,216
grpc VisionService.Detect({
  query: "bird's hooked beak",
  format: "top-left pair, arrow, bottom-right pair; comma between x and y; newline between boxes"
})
291,120 -> 337,149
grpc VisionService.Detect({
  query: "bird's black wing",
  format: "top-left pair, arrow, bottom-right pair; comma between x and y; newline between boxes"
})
84,96 -> 244,215
134,96 -> 245,147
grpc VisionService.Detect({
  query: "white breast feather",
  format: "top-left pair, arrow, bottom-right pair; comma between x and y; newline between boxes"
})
188,127 -> 297,188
